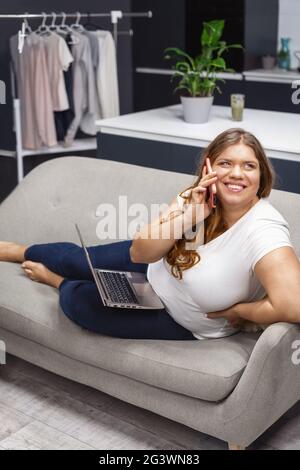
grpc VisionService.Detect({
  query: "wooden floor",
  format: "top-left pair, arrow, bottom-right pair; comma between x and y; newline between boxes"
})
0,353 -> 299,450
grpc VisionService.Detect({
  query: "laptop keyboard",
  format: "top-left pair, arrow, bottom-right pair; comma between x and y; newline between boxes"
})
98,271 -> 139,305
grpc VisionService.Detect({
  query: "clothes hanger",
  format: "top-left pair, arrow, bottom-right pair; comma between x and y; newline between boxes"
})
34,12 -> 51,36
57,11 -> 80,45
18,21 -> 26,53
57,11 -> 70,35
18,13 -> 33,53
48,12 -> 59,33
82,12 -> 101,31
23,15 -> 33,35
70,12 -> 85,33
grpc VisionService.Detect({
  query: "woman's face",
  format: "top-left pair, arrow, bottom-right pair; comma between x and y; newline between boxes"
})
211,143 -> 260,208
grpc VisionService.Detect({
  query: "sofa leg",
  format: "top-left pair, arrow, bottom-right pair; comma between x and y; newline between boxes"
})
228,442 -> 246,450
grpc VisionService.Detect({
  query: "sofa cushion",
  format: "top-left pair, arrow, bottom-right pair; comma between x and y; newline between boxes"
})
0,262 -> 260,402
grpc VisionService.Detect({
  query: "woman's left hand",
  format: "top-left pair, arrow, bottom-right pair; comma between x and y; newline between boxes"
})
206,304 -> 243,328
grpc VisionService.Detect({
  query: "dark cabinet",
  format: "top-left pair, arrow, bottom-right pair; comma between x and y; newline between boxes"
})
132,0 -> 280,112
132,0 -> 279,72
186,0 -> 245,72
133,73 -> 180,111
131,0 -> 186,70
244,81 -> 299,113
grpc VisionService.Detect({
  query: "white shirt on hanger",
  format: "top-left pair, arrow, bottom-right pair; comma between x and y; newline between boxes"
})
43,33 -> 73,112
57,35 -> 74,110
95,30 -> 120,119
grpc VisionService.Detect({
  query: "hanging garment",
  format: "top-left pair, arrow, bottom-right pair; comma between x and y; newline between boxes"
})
83,30 -> 99,69
10,33 -> 57,150
54,33 -> 75,141
64,32 -> 100,145
79,30 -> 102,136
42,32 -> 74,112
95,30 -> 120,119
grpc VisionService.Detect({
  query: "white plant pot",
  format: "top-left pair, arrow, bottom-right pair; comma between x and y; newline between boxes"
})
181,96 -> 214,124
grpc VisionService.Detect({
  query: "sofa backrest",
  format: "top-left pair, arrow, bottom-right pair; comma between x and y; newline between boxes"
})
0,156 -> 299,255
0,157 -> 194,245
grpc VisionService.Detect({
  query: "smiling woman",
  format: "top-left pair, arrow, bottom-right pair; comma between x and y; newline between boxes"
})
213,142 -> 261,228
145,128 -> 300,338
163,127 -> 275,278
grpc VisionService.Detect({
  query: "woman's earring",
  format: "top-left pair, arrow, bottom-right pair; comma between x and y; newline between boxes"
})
213,194 -> 218,208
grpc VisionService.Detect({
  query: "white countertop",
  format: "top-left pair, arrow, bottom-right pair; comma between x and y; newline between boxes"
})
96,105 -> 300,162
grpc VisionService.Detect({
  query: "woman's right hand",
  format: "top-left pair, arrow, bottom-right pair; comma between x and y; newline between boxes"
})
180,164 -> 218,225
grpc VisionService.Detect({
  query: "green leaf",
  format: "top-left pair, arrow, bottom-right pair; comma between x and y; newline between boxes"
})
201,78 -> 216,88
173,84 -> 193,96
163,47 -> 195,68
175,61 -> 191,73
227,43 -> 244,49
210,57 -> 226,69
201,20 -> 224,47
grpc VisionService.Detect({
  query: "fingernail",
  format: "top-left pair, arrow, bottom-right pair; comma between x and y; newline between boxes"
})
204,314 -> 208,318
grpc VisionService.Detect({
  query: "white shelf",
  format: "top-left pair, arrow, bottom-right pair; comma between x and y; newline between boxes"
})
244,68 -> 300,84
135,67 -> 243,81
12,98 -> 97,182
21,137 -> 97,157
135,66 -> 300,84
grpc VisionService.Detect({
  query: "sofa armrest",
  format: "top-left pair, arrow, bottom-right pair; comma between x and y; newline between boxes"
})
219,322 -> 300,447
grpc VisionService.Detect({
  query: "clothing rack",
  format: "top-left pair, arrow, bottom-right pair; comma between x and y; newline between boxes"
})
0,10 -> 152,182
0,10 -> 152,51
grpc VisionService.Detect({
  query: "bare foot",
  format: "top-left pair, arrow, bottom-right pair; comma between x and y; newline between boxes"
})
21,261 -> 64,289
0,241 -> 27,263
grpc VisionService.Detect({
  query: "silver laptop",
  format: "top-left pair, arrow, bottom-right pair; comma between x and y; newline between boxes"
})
75,224 -> 164,310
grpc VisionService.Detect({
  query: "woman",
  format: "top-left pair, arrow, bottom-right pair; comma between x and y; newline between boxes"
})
1,128 -> 300,340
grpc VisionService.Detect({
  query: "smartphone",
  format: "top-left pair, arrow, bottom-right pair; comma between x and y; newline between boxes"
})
206,157 -> 217,209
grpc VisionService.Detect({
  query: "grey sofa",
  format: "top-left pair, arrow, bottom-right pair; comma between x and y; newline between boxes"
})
0,156 -> 299,450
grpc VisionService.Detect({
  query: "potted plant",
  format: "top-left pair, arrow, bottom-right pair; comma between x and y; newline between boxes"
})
164,19 -> 243,124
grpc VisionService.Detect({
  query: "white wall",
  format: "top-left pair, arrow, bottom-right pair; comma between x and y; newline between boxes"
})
278,0 -> 300,69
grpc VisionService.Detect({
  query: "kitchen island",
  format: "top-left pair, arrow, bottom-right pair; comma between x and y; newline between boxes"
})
96,105 -> 300,194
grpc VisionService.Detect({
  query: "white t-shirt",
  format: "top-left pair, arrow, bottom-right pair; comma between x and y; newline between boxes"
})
147,198 -> 293,340
57,35 -> 74,111
43,33 -> 74,112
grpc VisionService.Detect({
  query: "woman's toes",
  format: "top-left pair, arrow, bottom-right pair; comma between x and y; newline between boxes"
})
21,261 -> 41,281
24,269 -> 34,280
20,261 -> 63,288
22,261 -> 36,269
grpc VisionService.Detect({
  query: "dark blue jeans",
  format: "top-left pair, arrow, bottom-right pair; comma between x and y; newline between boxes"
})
24,240 -> 197,340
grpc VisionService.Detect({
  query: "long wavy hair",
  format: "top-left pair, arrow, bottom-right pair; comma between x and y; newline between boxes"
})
163,128 -> 276,280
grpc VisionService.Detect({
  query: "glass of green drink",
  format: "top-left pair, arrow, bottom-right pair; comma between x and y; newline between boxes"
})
230,94 -> 245,121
